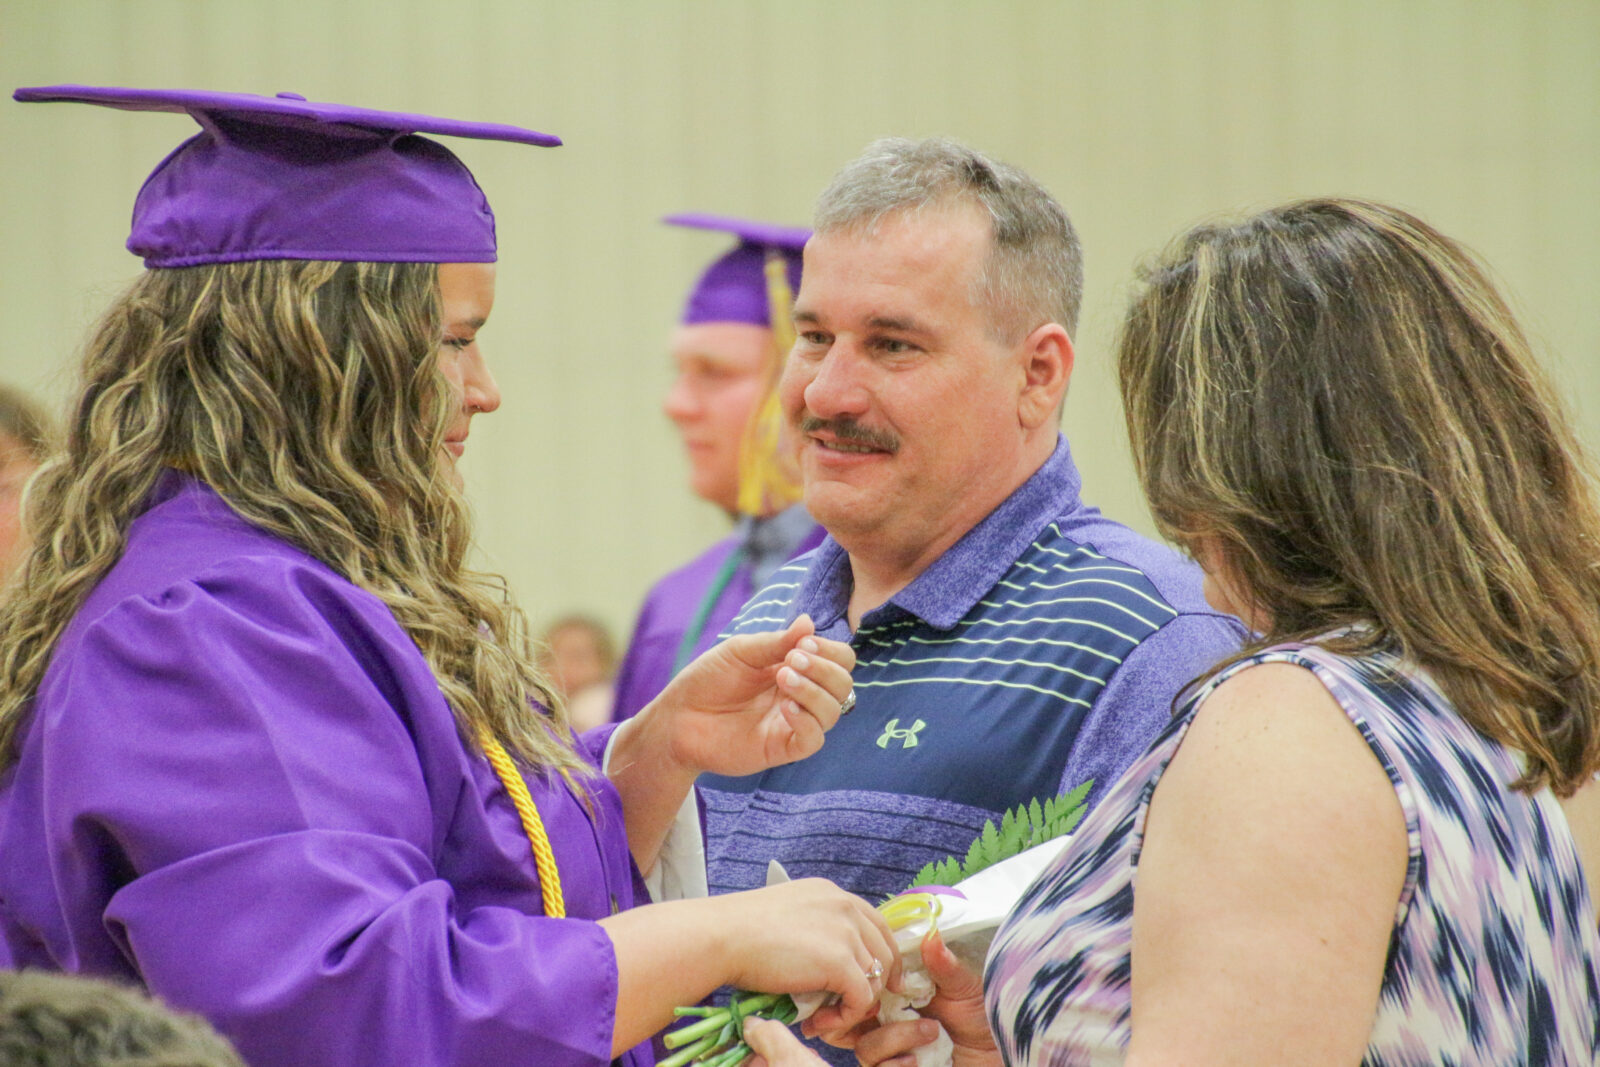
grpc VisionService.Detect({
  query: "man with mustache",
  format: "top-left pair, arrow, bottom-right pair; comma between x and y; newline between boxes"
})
698,141 -> 1243,1038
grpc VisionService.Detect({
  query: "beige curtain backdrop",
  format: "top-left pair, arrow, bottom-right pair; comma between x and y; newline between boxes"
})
2,0 -> 1596,644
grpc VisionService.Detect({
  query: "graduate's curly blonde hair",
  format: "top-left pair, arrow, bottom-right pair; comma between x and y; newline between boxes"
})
0,260 -> 584,780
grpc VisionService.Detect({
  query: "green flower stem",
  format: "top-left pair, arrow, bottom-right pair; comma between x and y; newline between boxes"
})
663,993 -> 792,1064
732,993 -> 783,1014
664,1014 -> 731,1049
658,1032 -> 721,1067
707,1046 -> 751,1067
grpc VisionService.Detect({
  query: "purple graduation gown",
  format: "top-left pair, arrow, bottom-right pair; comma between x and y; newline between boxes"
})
611,523 -> 826,722
0,473 -> 651,1067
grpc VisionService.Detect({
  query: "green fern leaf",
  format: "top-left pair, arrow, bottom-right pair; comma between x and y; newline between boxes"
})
1058,778 -> 1092,812
891,781 -> 1094,894
963,836 -> 985,873
979,820 -> 1002,866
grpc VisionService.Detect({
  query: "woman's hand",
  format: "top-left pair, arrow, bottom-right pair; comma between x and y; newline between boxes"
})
605,615 -> 853,874
718,878 -> 901,1026
650,614 -> 856,779
818,931 -> 1001,1067
744,1017 -> 828,1067
601,877 -> 898,1055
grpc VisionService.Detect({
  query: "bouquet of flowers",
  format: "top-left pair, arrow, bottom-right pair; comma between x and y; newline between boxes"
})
661,783 -> 1091,1067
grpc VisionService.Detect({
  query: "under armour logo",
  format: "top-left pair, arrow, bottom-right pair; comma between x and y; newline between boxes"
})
876,718 -> 926,749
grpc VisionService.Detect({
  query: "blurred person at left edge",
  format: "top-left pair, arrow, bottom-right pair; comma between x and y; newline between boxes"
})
0,86 -> 901,1067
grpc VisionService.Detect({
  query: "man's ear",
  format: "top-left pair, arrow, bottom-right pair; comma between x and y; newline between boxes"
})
1017,322 -> 1074,429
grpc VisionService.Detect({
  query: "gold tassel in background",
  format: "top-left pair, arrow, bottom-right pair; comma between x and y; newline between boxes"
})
735,252 -> 804,517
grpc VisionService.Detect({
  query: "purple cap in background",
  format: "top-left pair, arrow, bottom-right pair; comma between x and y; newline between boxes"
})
13,85 -> 561,268
665,213 -> 810,328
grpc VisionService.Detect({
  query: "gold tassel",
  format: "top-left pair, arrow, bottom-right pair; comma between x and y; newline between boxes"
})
736,252 -> 805,516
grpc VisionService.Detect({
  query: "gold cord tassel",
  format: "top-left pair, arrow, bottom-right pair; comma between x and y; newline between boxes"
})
478,728 -> 566,918
735,252 -> 805,517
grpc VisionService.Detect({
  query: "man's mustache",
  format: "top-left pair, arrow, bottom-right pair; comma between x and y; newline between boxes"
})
797,415 -> 901,454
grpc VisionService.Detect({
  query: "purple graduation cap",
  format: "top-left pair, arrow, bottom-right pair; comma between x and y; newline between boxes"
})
665,213 -> 810,327
12,85 -> 561,268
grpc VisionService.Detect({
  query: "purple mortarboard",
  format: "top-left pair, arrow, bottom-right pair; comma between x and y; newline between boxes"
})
13,85 -> 561,268
665,213 -> 809,328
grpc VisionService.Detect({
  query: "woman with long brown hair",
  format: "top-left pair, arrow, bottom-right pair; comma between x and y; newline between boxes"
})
0,87 -> 899,1067
839,199 -> 1600,1065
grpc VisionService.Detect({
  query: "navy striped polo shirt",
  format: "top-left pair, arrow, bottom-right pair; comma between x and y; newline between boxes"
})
700,436 -> 1243,902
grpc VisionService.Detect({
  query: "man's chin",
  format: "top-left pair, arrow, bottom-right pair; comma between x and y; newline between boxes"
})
803,480 -> 879,531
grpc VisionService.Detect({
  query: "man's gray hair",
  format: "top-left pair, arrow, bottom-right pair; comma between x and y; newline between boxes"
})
813,137 -> 1084,339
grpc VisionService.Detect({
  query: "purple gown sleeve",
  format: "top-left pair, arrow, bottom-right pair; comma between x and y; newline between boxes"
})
41,563 -> 625,1067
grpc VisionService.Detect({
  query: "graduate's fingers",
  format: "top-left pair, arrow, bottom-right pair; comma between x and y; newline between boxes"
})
777,649 -> 852,737
771,678 -> 851,764
795,630 -> 855,673
784,641 -> 853,705
727,614 -> 817,672
770,691 -> 827,763
825,905 -> 899,1028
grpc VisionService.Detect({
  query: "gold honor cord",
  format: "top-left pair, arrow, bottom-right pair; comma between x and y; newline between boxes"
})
478,728 -> 566,918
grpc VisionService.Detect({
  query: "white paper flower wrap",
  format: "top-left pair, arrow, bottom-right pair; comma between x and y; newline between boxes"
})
768,836 -> 1071,1067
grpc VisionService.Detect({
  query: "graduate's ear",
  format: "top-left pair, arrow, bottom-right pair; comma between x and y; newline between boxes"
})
1017,323 -> 1073,430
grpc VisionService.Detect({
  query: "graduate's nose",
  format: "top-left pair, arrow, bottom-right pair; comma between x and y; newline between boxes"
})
463,349 -> 501,415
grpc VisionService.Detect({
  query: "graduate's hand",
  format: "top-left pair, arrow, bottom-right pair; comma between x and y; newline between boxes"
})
650,614 -> 855,778
607,616 -> 852,875
599,876 -> 894,1054
814,932 -> 1000,1067
719,877 -> 900,1027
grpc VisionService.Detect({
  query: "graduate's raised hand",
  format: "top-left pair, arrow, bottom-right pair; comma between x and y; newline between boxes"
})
606,615 -> 852,875
652,614 -> 855,777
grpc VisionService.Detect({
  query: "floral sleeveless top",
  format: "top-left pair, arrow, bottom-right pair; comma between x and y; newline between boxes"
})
985,643 -> 1600,1065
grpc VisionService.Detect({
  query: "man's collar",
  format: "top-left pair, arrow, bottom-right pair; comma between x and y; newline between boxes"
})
741,502 -> 817,559
740,503 -> 824,590
792,434 -> 1083,635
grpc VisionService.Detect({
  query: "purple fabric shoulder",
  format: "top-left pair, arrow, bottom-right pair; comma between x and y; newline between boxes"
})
0,474 -> 650,1067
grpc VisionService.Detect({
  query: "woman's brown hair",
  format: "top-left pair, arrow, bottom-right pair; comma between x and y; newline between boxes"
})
1118,197 -> 1600,796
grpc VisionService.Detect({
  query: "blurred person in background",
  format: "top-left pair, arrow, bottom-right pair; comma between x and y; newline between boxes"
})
610,215 -> 826,721
0,385 -> 52,584
538,613 -> 618,731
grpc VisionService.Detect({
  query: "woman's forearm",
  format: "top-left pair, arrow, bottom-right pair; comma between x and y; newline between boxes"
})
605,710 -> 697,875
